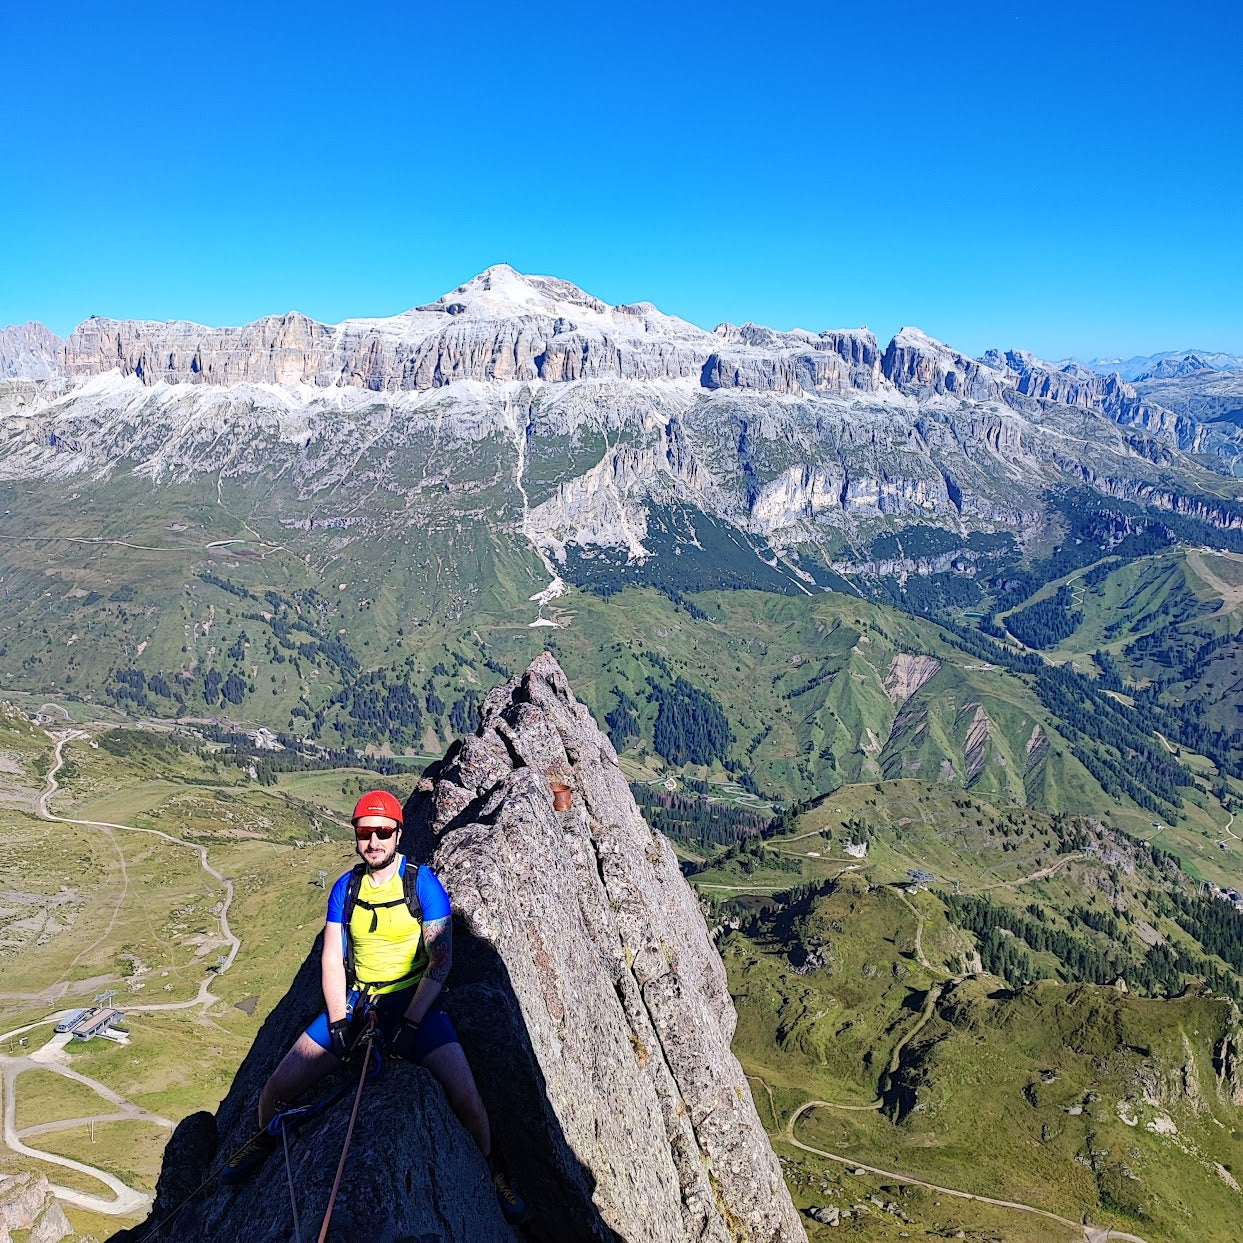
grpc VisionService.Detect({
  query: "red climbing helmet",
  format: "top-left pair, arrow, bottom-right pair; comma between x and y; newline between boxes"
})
351,789 -> 404,826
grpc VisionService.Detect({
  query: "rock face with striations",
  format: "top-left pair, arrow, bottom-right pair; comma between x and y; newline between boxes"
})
116,654 -> 804,1243
19,264 -> 1241,572
0,1172 -> 73,1243
407,652 -> 805,1242
0,322 -> 62,380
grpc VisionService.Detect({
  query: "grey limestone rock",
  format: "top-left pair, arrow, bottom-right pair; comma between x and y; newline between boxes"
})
0,1172 -> 73,1243
702,326 -> 881,395
110,941 -> 519,1243
407,652 -> 806,1242
60,267 -> 718,392
13,264 -> 1243,560
0,322 -> 62,380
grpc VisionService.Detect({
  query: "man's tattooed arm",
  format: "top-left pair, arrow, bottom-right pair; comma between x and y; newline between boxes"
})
423,915 -> 453,984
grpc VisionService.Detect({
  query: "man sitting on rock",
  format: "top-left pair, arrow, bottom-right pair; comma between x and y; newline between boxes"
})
222,789 -> 524,1221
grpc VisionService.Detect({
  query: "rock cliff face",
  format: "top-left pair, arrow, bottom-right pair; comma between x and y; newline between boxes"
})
0,1172 -> 72,1243
7,264 -> 1243,576
60,267 -> 719,392
0,322 -> 62,380
882,328 -> 1011,402
116,655 -> 804,1243
702,325 -> 882,395
980,348 -> 1180,438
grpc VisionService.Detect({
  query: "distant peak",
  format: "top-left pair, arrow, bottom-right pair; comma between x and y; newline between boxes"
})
420,265 -> 609,319
892,326 -> 968,358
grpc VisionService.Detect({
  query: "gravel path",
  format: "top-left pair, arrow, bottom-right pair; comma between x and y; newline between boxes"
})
0,722 -> 249,1216
785,1099 -> 1153,1243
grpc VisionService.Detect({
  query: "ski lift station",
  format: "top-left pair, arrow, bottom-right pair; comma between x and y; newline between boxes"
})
54,1005 -> 127,1041
54,1009 -> 90,1033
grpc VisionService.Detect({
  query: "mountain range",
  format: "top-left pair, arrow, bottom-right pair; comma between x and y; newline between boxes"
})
2,266 -> 1242,584
1073,350 -> 1243,382
2,266 -> 1243,802
3,272 -> 1243,1242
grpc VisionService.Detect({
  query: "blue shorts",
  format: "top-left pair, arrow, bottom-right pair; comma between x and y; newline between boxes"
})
305,987 -> 458,1062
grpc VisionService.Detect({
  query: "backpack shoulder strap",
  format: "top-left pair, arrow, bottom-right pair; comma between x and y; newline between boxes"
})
341,863 -> 366,984
342,862 -> 366,922
403,861 -> 424,922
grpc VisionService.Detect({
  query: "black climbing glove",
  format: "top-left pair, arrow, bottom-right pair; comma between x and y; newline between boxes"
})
327,1018 -> 352,1061
389,1018 -> 422,1061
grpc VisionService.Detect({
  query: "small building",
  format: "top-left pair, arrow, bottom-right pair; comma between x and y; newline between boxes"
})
70,1008 -> 125,1041
54,1009 -> 90,1034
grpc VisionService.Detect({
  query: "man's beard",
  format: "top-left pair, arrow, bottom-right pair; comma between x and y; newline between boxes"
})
363,843 -> 399,874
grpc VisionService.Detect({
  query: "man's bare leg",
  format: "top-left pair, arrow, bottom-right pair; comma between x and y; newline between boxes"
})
258,1034 -> 340,1127
420,1041 -> 491,1156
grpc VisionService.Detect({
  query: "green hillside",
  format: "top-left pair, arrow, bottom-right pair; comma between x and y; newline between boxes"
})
715,840 -> 1243,1243
3,468 -> 1243,1238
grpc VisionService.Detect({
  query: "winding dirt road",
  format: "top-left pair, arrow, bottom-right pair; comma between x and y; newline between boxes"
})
0,1021 -> 163,1217
36,728 -> 241,1004
1221,808 -> 1239,843
976,851 -> 1085,893
749,896 -> 1151,1243
785,1100 -> 1151,1243
0,725 -> 247,1215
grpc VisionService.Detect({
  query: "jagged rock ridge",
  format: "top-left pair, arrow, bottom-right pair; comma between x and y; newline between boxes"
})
0,264 -> 1174,423
118,655 -> 804,1243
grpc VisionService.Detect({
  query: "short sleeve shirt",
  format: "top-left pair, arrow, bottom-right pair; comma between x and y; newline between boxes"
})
326,856 -> 451,991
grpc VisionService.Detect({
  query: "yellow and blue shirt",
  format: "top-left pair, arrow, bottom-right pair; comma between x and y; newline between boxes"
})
326,856 -> 451,994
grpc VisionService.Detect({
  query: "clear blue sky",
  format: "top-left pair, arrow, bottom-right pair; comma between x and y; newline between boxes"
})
2,0 -> 1238,359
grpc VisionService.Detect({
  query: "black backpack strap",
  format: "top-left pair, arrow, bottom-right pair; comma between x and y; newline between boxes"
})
403,862 -> 424,922
341,863 -> 366,985
353,895 -> 406,932
341,857 -> 424,988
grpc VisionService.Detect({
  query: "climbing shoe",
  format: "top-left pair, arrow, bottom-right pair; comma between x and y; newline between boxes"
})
491,1166 -> 527,1223
220,1127 -> 277,1186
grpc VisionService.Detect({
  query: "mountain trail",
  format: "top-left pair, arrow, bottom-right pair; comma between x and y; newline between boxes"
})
0,726 -> 247,1217
975,852 -> 1084,893
1185,547 -> 1243,610
0,1040 -> 158,1217
894,890 -> 936,972
785,1100 -> 1153,1243
35,728 -> 241,1005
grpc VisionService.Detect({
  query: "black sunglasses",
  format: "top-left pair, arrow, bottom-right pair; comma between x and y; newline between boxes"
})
354,823 -> 399,841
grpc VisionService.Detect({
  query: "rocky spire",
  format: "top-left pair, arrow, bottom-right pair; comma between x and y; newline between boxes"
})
116,654 -> 805,1243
